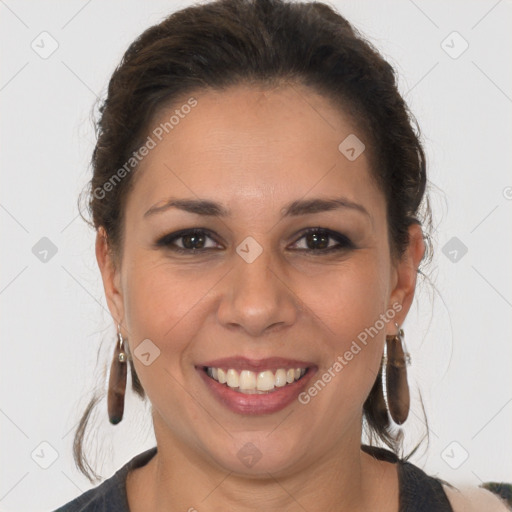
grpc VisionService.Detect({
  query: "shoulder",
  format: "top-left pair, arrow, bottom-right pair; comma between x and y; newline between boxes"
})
362,445 -> 512,512
52,472 -> 127,512
363,444 -> 453,509
442,483 -> 512,512
53,447 -> 158,512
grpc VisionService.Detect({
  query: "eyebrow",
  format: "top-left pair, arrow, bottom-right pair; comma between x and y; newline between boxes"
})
144,196 -> 371,221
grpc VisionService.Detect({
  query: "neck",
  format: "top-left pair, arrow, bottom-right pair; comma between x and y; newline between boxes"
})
127,415 -> 398,512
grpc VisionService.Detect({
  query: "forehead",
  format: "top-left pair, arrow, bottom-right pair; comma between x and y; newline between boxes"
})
124,84 -> 384,222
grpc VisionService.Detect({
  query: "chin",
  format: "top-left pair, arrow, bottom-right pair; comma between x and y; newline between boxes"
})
204,433 -> 309,477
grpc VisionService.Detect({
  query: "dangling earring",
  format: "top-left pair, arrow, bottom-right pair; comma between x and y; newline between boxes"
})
384,322 -> 411,425
107,323 -> 128,425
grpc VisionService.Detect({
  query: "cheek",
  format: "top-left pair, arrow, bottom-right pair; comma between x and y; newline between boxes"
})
123,255 -> 209,340
123,248 -> 390,361
121,260 -> 190,381
301,255 -> 389,410
121,262 -> 205,421
305,254 -> 389,338
121,256 -> 227,389
122,245 -> 390,414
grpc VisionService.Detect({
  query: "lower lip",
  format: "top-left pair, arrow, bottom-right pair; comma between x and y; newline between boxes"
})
197,367 -> 317,415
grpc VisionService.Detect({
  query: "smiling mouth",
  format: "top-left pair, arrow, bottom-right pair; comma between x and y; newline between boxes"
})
201,366 -> 309,394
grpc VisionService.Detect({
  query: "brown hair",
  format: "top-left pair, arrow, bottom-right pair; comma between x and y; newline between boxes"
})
76,0 -> 433,482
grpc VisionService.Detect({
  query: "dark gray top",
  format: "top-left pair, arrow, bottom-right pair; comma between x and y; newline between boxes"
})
54,444 -> 454,511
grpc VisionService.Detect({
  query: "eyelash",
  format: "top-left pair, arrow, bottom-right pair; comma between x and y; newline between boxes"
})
155,228 -> 355,255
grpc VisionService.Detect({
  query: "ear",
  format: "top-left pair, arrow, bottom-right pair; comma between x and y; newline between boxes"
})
387,222 -> 426,331
95,227 -> 125,328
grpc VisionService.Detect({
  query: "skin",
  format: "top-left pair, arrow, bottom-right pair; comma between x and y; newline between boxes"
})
96,83 -> 425,512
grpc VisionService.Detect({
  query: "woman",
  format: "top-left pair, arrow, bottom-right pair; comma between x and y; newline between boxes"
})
54,0 -> 511,510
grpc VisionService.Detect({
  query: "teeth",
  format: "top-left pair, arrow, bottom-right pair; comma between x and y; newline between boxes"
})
257,370 -> 275,391
226,369 -> 239,388
275,369 -> 288,387
239,370 -> 256,390
205,366 -> 307,393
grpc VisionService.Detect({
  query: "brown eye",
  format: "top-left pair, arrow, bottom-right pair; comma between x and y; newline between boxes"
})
180,231 -> 207,249
156,227 -> 354,255
305,231 -> 330,250
156,229 -> 221,253
292,228 -> 354,253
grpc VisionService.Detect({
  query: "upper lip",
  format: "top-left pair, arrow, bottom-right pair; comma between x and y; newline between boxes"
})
197,356 -> 316,372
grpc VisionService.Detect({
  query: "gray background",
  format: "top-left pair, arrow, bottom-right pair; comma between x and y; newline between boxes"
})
1,0 -> 511,510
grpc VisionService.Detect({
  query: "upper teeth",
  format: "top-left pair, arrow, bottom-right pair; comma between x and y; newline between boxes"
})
206,367 -> 306,393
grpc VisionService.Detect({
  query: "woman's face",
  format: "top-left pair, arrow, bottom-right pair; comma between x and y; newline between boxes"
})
98,83 -> 424,475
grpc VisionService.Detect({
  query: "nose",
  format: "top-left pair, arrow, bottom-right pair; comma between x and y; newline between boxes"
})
216,244 -> 300,338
